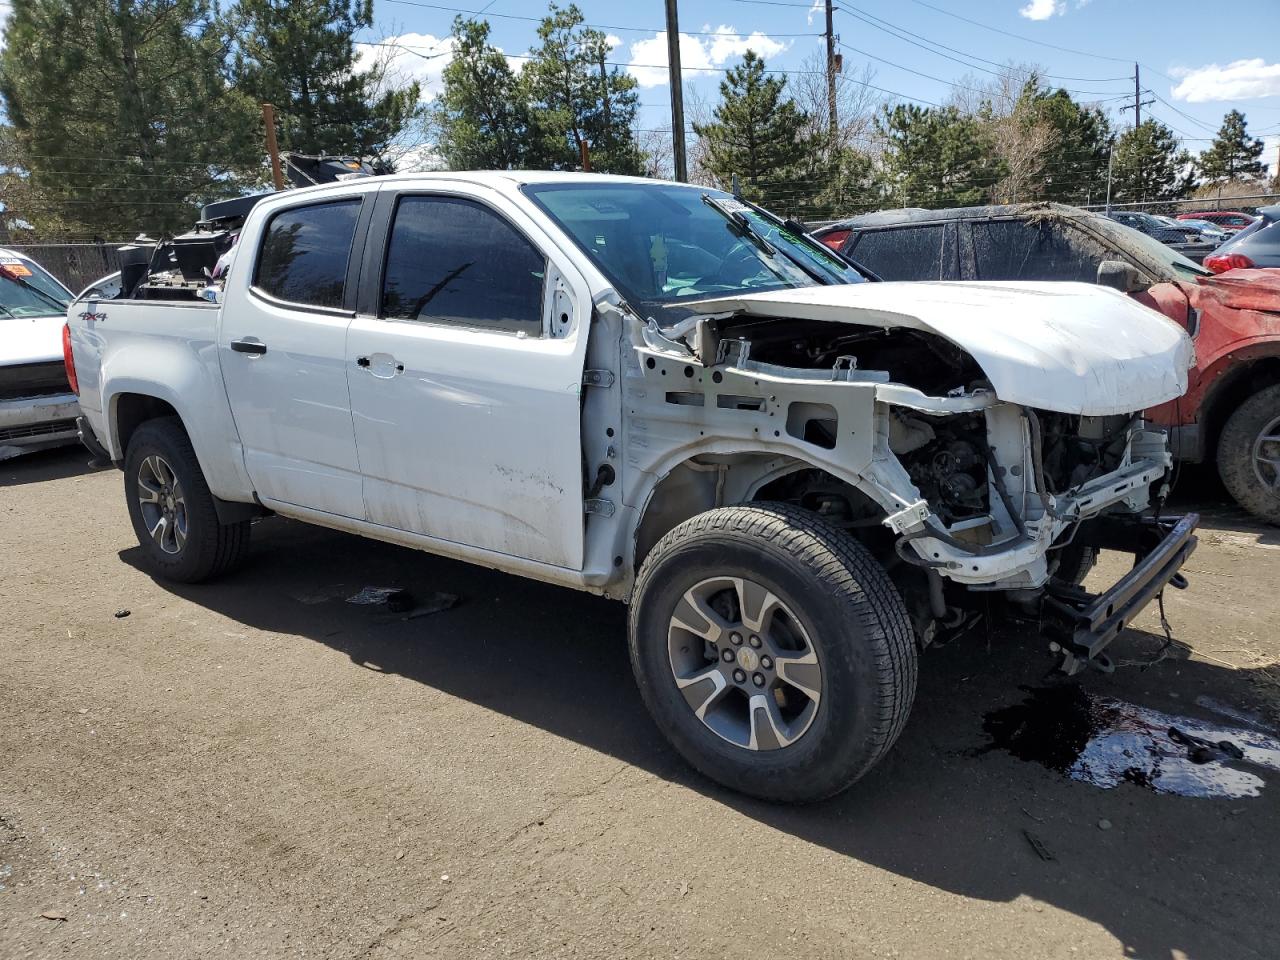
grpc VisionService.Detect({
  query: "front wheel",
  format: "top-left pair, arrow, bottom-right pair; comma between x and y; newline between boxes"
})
123,417 -> 251,582
1217,384 -> 1280,525
628,503 -> 918,803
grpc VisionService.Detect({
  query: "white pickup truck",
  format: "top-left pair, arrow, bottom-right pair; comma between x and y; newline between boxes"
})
66,172 -> 1199,802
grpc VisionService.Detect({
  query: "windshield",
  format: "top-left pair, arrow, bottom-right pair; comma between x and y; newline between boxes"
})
523,182 -> 865,322
0,254 -> 71,317
1089,216 -> 1210,281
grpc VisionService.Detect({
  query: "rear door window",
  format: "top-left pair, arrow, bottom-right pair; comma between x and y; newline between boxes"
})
847,225 -> 951,280
970,219 -> 1103,282
254,200 -> 361,309
381,196 -> 546,336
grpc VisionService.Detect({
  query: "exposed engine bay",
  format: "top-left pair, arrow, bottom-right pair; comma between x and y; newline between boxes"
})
715,317 -> 985,397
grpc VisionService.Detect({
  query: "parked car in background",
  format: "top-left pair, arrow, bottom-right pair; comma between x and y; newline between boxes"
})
0,248 -> 79,459
1178,210 -> 1257,233
1170,217 -> 1230,244
1106,211 -> 1218,262
814,203 -> 1280,523
66,173 -> 1198,801
1203,205 -> 1280,273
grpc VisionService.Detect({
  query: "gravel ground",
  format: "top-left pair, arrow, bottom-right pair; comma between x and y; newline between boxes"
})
2,446 -> 1278,959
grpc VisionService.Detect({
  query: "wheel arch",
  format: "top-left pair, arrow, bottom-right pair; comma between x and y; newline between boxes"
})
629,449 -> 890,584
111,392 -> 180,456
1197,349 -> 1280,463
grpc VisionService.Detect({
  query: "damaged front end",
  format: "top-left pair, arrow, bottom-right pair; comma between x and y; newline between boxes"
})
621,281 -> 1198,675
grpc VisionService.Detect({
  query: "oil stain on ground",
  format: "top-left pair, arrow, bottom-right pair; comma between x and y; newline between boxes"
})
983,686 -> 1280,798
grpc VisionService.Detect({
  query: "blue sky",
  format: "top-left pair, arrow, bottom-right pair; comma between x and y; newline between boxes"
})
361,0 -> 1280,171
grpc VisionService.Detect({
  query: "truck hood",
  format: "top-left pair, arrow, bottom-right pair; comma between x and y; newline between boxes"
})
0,313 -> 66,366
690,281 -> 1194,416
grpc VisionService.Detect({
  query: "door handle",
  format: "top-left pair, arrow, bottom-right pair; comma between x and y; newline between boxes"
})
230,339 -> 267,355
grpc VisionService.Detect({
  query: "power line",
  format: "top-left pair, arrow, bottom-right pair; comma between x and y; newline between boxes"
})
375,36 -> 943,105
903,0 -> 1170,76
1147,91 -> 1219,134
379,0 -> 822,38
837,4 -> 1130,89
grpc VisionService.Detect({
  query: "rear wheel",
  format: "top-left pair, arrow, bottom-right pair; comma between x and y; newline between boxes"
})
124,417 -> 251,582
1217,384 -> 1280,524
629,503 -> 918,803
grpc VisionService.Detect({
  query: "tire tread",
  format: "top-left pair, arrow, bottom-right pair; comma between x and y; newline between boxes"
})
630,502 -> 917,801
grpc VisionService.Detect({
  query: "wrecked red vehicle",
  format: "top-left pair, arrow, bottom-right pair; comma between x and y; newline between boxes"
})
1142,267 -> 1280,521
814,204 -> 1280,522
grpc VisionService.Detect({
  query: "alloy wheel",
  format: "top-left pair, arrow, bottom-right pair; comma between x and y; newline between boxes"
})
1252,413 -> 1280,491
136,454 -> 188,555
667,576 -> 822,751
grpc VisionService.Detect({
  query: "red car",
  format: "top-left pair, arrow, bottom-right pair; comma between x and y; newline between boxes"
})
814,203 -> 1280,523
1176,210 -> 1257,233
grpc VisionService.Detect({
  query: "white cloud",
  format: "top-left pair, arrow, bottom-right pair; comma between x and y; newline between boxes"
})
1170,58 -> 1280,103
1018,0 -> 1064,20
625,25 -> 791,89
355,33 -> 455,102
389,143 -> 445,173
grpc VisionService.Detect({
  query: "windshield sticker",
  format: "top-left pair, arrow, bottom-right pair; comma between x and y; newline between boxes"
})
0,262 -> 32,277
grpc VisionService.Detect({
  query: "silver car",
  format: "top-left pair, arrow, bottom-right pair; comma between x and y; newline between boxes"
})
0,249 -> 78,459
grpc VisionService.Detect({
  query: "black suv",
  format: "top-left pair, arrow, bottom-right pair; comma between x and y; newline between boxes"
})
813,203 -> 1215,281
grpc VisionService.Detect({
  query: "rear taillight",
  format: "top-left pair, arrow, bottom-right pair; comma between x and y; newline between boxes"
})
62,322 -> 79,395
1203,252 -> 1256,274
819,229 -> 851,251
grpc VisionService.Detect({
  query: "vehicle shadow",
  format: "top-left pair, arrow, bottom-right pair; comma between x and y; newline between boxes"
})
1167,463 -> 1280,544
0,444 -> 99,487
123,516 -> 1279,960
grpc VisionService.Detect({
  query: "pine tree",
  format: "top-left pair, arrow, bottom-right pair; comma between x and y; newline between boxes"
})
0,0 -> 260,236
230,0 -> 420,159
878,104 -> 1004,207
524,3 -> 643,174
1198,109 -> 1265,185
434,17 -> 532,170
1110,119 -> 1197,203
693,51 -> 811,207
1028,86 -> 1112,204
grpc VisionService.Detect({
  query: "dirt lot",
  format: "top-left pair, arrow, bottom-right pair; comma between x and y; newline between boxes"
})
2,447 -> 1278,959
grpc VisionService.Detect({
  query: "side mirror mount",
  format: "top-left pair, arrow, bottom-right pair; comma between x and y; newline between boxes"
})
1097,260 -> 1149,293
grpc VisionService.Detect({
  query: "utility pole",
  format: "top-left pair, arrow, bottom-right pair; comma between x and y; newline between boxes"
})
664,0 -> 687,182
825,0 -> 838,147
596,48 -> 606,136
1119,64 -> 1153,131
1105,138 -> 1115,214
261,103 -> 284,191
1133,62 -> 1141,128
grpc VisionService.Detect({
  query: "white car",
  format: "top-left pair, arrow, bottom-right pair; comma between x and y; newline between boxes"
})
0,248 -> 78,459
66,173 -> 1198,801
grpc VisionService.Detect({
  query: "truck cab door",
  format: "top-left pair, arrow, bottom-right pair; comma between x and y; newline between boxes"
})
345,187 -> 589,570
218,191 -> 373,519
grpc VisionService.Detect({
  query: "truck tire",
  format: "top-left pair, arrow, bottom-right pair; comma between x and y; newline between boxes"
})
629,503 -> 918,803
123,417 -> 251,582
1053,544 -> 1098,586
1217,384 -> 1280,525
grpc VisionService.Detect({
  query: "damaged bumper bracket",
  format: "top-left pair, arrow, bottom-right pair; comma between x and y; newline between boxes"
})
1046,513 -> 1199,675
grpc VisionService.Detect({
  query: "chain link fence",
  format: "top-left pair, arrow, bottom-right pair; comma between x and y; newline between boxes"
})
1080,193 -> 1280,217
3,242 -> 125,294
